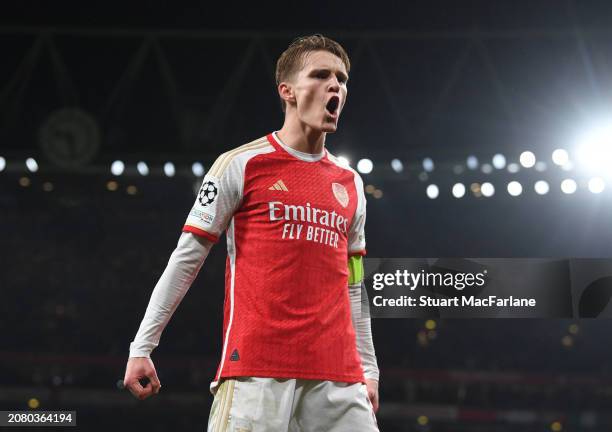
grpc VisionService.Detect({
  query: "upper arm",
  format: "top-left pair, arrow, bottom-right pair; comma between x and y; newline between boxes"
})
183,153 -> 243,243
348,172 -> 367,256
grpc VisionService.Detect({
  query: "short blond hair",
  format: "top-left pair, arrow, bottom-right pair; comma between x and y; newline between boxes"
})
275,34 -> 351,111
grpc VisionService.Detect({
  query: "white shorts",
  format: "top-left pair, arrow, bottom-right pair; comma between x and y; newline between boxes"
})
207,377 -> 379,432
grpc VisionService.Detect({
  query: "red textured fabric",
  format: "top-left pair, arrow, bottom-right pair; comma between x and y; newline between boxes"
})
214,134 -> 365,383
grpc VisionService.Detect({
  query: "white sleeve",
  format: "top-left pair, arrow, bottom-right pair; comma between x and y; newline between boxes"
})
350,281 -> 380,381
183,152 -> 244,242
347,173 -> 378,380
129,232 -> 213,358
348,172 -> 366,255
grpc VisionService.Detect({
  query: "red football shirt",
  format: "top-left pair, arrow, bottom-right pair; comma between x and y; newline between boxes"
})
183,133 -> 367,385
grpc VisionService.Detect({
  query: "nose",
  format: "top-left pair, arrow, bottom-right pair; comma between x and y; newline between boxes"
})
328,76 -> 340,93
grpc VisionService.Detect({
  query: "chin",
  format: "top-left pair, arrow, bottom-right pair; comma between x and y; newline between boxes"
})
321,123 -> 338,133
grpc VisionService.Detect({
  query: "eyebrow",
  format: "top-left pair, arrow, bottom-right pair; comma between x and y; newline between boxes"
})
309,68 -> 349,81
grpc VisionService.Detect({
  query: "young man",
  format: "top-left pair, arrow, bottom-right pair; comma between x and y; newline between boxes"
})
124,35 -> 380,431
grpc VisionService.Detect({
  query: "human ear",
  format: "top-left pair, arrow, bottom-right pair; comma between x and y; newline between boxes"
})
278,82 -> 296,106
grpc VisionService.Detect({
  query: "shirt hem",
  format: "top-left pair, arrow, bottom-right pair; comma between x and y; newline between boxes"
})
218,368 -> 365,384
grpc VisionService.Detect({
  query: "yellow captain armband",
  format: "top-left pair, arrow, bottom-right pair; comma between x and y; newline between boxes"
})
348,255 -> 364,285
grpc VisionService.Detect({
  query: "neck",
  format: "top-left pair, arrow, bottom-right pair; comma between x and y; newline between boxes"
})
276,115 -> 326,154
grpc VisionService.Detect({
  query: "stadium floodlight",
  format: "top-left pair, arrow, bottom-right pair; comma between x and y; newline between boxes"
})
106,180 -> 118,191
422,157 -> 434,172
466,155 -> 478,170
390,158 -> 403,173
561,179 -> 577,194
357,158 -> 373,174
588,177 -> 605,194
470,183 -> 481,197
26,157 -> 38,173
452,183 -> 466,198
507,181 -> 523,196
519,151 -> 536,168
426,184 -> 439,199
417,416 -> 429,426
576,124 -> 612,174
111,160 -> 125,176
552,149 -> 569,166
337,155 -> 350,167
137,161 -> 149,176
481,182 -> 495,197
507,163 -> 520,173
561,160 -> 574,171
0,156 -> 5,172
481,163 -> 493,174
192,162 -> 205,177
164,162 -> 176,177
492,153 -> 506,169
535,161 -> 547,172
534,180 -> 550,195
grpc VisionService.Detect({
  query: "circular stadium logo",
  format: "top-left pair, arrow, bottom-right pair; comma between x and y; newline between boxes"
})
198,181 -> 218,206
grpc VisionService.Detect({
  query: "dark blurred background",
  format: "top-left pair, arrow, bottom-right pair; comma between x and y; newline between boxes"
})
3,1 -> 612,431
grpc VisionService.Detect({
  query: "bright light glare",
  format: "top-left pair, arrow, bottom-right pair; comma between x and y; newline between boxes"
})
519,151 -> 536,168
390,158 -> 403,173
426,184 -> 439,199
466,155 -> 478,170
534,180 -> 550,195
26,158 -> 38,173
588,177 -> 605,194
357,158 -> 373,174
552,149 -> 569,166
337,156 -> 350,167
492,154 -> 506,169
507,163 -> 520,173
192,162 -> 205,177
507,181 -> 523,196
481,182 -> 495,197
422,157 -> 434,172
164,162 -> 175,177
535,161 -> 547,172
452,183 -> 466,198
481,163 -> 493,174
471,183 -> 481,197
111,160 -> 124,176
576,124 -> 612,174
0,156 -> 5,172
137,161 -> 149,176
561,179 -> 577,194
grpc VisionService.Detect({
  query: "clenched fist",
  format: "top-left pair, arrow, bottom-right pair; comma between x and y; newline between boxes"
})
365,378 -> 379,413
123,357 -> 161,400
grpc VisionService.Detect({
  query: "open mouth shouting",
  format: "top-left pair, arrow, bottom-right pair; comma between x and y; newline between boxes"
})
325,96 -> 340,118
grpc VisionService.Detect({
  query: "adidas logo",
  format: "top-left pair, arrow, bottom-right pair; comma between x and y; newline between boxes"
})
268,179 -> 289,191
230,349 -> 240,361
